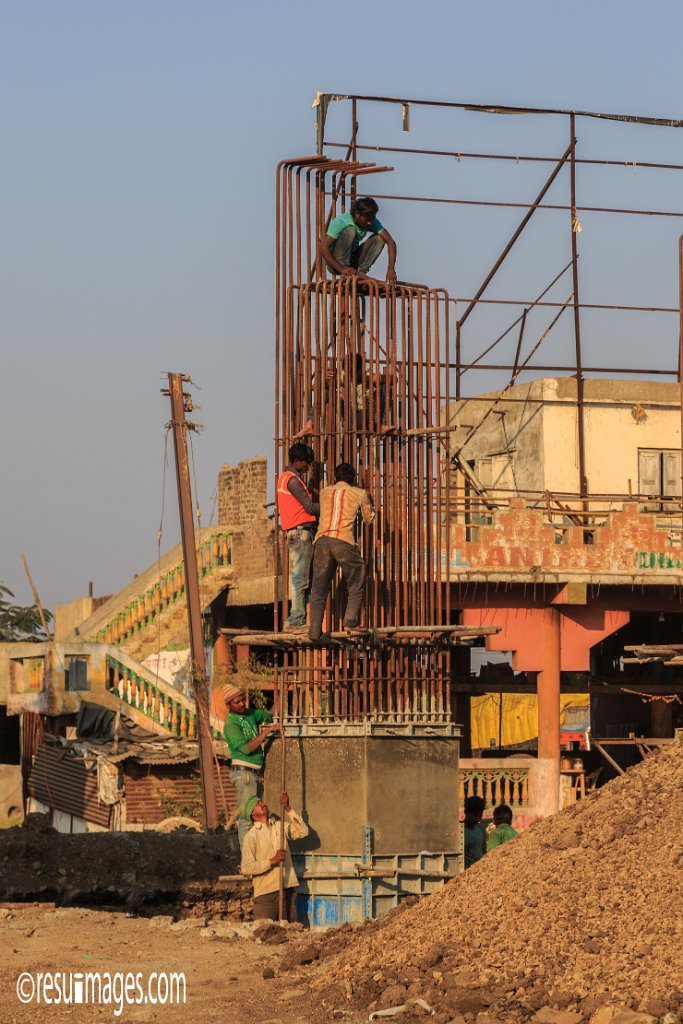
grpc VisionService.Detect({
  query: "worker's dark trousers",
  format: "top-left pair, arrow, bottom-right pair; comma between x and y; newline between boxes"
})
331,226 -> 385,274
308,536 -> 366,640
252,887 -> 298,922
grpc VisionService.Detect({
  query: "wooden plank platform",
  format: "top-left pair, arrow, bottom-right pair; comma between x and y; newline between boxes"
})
219,624 -> 499,648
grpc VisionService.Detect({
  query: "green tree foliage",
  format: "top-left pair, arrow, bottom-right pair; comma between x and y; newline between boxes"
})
0,584 -> 52,642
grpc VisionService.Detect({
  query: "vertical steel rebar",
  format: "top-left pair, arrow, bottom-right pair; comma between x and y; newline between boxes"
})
570,114 -> 587,500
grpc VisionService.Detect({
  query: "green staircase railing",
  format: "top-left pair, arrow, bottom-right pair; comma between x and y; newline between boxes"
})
91,531 -> 232,645
105,653 -> 224,740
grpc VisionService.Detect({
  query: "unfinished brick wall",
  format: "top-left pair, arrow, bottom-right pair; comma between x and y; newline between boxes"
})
124,763 -> 236,825
218,457 -> 268,527
217,457 -> 273,586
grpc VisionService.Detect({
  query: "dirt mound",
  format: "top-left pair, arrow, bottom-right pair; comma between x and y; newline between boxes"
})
0,820 -> 244,911
296,741 -> 683,1021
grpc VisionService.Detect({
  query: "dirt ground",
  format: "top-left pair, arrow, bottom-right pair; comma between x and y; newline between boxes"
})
0,903 -> 339,1024
3,743 -> 682,1024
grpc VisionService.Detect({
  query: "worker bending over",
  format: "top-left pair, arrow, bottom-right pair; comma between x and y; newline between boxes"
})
320,197 -> 397,285
276,443 -> 319,633
240,792 -> 308,922
308,462 -> 375,641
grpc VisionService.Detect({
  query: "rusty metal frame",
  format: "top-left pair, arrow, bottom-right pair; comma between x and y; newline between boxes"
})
269,98 -> 683,725
315,94 -> 683,526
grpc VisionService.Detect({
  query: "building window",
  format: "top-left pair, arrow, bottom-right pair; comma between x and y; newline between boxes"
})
638,449 -> 681,511
65,658 -> 89,692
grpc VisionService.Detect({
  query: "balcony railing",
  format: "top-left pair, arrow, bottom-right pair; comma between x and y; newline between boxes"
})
444,488 -> 683,538
459,766 -> 530,808
105,654 -> 224,741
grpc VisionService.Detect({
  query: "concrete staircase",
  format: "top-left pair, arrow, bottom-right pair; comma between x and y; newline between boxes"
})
69,527 -> 238,663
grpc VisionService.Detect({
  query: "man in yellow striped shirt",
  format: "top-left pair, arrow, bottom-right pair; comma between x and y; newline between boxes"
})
308,463 -> 375,641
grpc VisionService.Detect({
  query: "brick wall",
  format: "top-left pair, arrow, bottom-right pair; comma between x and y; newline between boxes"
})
217,457 -> 273,582
124,762 -> 236,826
218,457 -> 268,527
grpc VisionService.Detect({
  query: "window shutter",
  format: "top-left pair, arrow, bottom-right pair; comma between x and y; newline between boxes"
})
662,451 -> 681,496
638,450 -> 661,510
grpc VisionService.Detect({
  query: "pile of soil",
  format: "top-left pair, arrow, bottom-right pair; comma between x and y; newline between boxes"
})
292,741 -> 683,1022
0,816 -> 246,912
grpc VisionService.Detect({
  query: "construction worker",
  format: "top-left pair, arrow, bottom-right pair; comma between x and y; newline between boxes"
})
240,791 -> 308,922
277,443 -> 319,633
222,684 -> 279,848
308,462 -> 375,641
320,197 -> 398,285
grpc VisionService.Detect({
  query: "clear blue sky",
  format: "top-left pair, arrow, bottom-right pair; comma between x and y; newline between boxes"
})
3,1 -> 683,611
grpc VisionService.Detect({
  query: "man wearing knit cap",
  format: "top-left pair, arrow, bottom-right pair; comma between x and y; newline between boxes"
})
222,683 -> 279,848
240,791 -> 308,922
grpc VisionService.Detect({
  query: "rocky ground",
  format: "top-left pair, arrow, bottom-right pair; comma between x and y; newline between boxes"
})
0,903 -> 320,1023
284,740 -> 683,1024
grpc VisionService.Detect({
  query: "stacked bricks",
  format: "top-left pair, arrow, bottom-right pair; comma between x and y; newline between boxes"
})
217,457 -> 273,580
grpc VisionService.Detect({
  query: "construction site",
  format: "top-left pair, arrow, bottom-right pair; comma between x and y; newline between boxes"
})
2,93 -> 683,1022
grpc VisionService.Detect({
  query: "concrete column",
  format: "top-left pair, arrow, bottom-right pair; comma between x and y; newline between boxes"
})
650,698 -> 673,737
536,608 -> 561,816
213,633 -> 233,679
454,692 -> 472,757
452,646 -> 472,757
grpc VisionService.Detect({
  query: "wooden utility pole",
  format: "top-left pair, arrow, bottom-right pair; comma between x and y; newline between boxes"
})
164,372 -> 219,831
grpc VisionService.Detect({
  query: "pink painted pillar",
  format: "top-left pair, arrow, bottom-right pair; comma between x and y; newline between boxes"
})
536,608 -> 561,816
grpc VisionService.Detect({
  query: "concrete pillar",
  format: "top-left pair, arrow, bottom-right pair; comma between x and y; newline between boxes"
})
536,608 -> 561,816
650,698 -> 673,737
213,633 -> 233,683
454,692 -> 472,757
452,646 -> 472,757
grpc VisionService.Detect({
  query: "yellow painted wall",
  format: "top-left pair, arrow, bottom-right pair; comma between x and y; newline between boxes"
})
543,397 -> 680,497
448,378 -> 681,501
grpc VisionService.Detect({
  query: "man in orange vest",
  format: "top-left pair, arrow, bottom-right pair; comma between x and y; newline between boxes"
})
277,444 -> 319,632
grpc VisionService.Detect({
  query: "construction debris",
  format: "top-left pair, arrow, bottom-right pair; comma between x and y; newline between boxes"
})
285,740 -> 683,1021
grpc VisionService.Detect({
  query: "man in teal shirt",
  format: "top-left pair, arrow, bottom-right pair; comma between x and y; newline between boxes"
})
463,795 -> 487,869
320,197 -> 397,284
222,683 -> 279,847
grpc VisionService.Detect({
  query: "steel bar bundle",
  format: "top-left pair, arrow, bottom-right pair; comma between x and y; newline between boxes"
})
274,157 -> 457,725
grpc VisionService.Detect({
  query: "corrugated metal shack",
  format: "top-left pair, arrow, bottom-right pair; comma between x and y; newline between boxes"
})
27,731 -> 234,833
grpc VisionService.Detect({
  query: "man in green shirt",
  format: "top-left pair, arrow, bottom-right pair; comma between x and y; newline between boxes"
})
320,197 -> 397,284
487,804 -> 518,850
222,684 -> 279,848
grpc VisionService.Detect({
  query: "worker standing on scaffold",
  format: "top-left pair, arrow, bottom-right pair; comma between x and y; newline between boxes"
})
277,443 -> 319,633
320,197 -> 398,284
308,462 -> 375,641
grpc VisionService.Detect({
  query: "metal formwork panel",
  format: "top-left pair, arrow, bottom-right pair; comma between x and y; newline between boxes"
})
293,849 -> 461,930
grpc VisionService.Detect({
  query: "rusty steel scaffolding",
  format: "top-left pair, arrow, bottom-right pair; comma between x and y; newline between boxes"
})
312,94 -> 683,528
273,154 -> 472,726
268,97 -> 683,726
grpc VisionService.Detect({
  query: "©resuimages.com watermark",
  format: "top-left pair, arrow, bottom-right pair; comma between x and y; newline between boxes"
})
16,969 -> 186,1017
